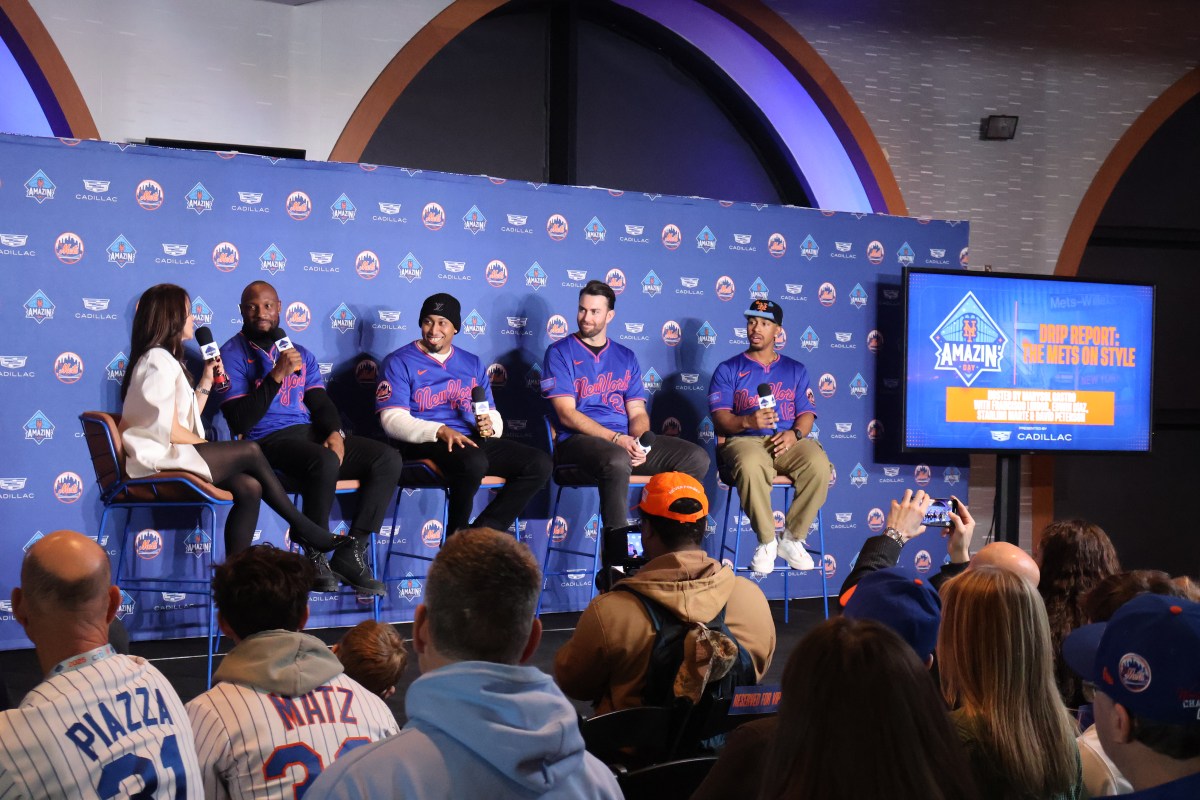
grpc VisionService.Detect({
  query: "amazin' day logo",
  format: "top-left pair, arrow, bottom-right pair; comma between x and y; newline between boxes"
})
800,234 -> 818,260
25,170 -> 56,203
462,310 -> 486,339
25,290 -> 55,323
398,252 -> 423,282
930,292 -> 1007,386
696,226 -> 716,253
185,182 -> 213,215
260,244 -> 286,276
525,263 -> 547,291
107,235 -> 136,267
331,193 -> 357,223
25,411 -> 54,444
463,205 -> 486,235
584,217 -> 605,244
330,303 -> 357,334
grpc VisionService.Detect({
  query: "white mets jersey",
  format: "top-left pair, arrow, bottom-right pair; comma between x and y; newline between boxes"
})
0,652 -> 201,799
186,673 -> 398,800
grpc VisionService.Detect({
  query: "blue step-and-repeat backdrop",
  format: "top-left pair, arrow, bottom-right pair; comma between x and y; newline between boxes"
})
0,132 -> 969,646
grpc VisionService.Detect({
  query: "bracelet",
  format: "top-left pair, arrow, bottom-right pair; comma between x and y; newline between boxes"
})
611,432 -> 622,444
196,387 -> 211,396
883,526 -> 905,546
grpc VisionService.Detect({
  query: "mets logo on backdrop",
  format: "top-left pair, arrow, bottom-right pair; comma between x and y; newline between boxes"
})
774,327 -> 788,350
135,529 -> 163,560
767,232 -> 786,258
547,516 -> 568,544
662,320 -> 682,347
135,179 -> 164,210
914,550 -> 933,574
54,232 -> 84,264
828,463 -> 837,488
212,242 -> 239,272
284,191 -> 311,220
697,322 -> 717,349
107,235 -> 136,267
641,270 -> 662,297
190,297 -> 214,325
546,314 -> 569,341
930,292 -> 1007,386
605,268 -> 626,295
818,283 -> 836,307
486,260 -> 508,287
800,234 -> 819,260
960,246 -> 970,267
867,329 -> 883,353
662,418 -> 681,437
53,471 -> 83,503
715,276 -> 735,302
661,224 -> 682,250
800,326 -> 819,352
823,554 -> 838,580
867,508 -> 886,532
897,241 -> 915,266
525,263 -> 547,291
355,358 -> 378,385
106,353 -> 128,383
818,373 -> 836,398
867,419 -> 883,441
642,368 -> 663,394
330,303 -> 356,334
260,244 -> 286,276
421,520 -> 444,548
546,214 -> 568,241
355,250 -> 380,280
696,226 -> 716,253
398,252 -> 423,282
422,202 -> 446,230
54,352 -> 83,383
25,170 -> 56,203
585,216 -> 606,244
285,301 -> 311,332
867,240 -> 885,264
330,192 -> 356,223
185,182 -> 213,215
487,363 -> 507,387
462,310 -> 487,339
462,204 -> 486,235
914,465 -> 932,486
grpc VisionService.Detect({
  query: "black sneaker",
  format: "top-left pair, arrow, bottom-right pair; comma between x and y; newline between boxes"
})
305,549 -> 340,593
329,537 -> 385,596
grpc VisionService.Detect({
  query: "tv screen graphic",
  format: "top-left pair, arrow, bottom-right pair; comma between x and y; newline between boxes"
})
903,268 -> 1154,453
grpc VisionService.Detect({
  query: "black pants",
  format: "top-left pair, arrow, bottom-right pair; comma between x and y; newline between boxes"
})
554,434 -> 711,527
402,436 -> 552,534
258,424 -> 403,535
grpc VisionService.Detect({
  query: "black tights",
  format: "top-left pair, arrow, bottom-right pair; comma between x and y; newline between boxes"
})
194,440 -> 336,556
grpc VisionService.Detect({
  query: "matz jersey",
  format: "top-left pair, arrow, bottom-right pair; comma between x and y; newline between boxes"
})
0,651 -> 201,799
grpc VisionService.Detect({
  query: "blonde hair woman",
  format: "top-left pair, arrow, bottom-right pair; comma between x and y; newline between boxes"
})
939,566 -> 1082,799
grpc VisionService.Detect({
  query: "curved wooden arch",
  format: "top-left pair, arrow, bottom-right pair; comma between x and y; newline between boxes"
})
330,0 -> 904,215
1055,65 -> 1200,277
0,0 -> 98,139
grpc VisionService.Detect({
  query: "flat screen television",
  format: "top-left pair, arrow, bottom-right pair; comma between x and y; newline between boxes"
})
902,268 -> 1155,453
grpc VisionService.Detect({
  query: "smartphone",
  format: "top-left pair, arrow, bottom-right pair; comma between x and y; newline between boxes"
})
922,498 -> 959,528
626,532 -> 644,559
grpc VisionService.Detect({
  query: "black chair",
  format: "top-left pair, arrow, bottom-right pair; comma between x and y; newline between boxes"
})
579,705 -> 686,773
617,756 -> 719,800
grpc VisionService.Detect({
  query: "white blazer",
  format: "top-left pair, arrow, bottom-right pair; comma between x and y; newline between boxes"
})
119,347 -> 213,481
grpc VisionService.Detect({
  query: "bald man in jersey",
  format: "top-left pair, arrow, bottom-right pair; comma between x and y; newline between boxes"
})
0,531 -> 200,798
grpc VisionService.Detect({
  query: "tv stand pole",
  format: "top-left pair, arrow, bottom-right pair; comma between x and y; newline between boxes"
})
995,454 -> 1022,545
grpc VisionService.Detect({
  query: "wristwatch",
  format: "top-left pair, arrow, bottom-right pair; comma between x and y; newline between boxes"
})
884,526 -> 906,546
336,429 -> 346,439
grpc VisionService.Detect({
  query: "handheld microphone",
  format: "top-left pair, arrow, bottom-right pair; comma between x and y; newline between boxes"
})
270,328 -> 303,375
757,383 -> 777,430
471,385 -> 493,438
637,431 -> 656,454
194,327 -> 229,391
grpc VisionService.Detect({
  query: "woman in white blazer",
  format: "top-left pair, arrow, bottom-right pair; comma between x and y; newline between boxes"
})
119,283 -> 349,557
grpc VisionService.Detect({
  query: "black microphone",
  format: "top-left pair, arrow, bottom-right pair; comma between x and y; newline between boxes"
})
757,383 -> 777,430
471,385 -> 493,438
637,431 -> 656,454
270,327 -> 302,375
194,326 -> 229,391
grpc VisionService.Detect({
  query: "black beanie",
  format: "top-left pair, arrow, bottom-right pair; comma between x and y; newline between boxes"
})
419,293 -> 461,331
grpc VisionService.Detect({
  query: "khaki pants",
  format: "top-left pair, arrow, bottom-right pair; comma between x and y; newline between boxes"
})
719,436 -> 830,545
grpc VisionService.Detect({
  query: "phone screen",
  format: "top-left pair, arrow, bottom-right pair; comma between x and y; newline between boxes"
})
922,498 -> 956,528
626,532 -> 644,558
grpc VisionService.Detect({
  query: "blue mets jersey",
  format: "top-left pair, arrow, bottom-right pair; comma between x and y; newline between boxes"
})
708,352 -> 817,436
375,342 -> 492,436
220,332 -> 322,439
542,335 -> 645,440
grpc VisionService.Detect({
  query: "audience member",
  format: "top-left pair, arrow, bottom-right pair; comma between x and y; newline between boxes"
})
555,472 -> 774,715
1036,519 -> 1121,707
971,541 -> 1041,588
939,566 -> 1082,799
838,489 -> 973,603
0,530 -> 201,797
186,546 -> 397,799
1063,594 -> 1200,798
332,620 -> 408,700
755,617 -> 978,800
309,528 -> 622,799
693,566 -> 944,800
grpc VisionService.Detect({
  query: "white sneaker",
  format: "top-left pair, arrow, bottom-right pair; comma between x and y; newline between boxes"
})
749,539 -> 778,575
778,537 -> 815,570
